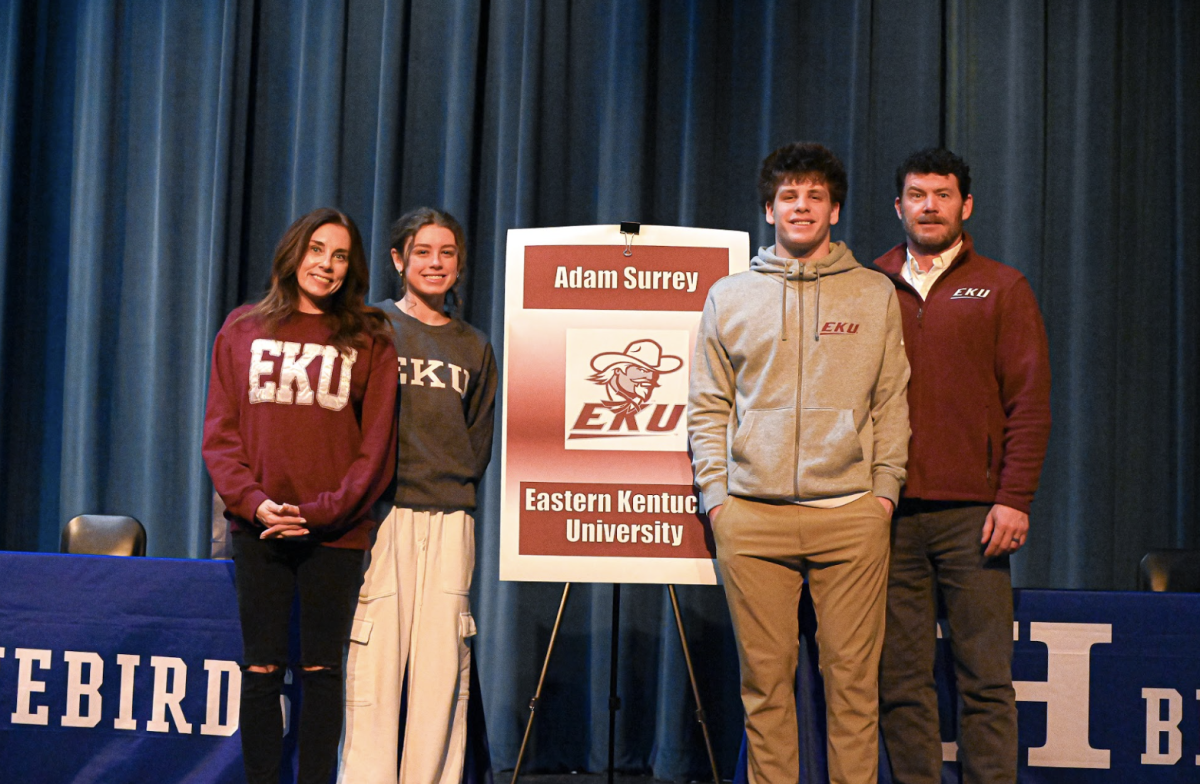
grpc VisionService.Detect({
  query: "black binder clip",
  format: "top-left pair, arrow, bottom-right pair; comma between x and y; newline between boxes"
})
620,221 -> 640,257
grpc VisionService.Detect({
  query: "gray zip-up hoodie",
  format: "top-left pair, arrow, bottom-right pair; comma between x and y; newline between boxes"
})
687,242 -> 910,512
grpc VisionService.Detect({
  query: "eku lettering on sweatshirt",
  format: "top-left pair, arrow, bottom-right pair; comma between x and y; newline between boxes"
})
378,301 -> 498,513
202,306 -> 398,549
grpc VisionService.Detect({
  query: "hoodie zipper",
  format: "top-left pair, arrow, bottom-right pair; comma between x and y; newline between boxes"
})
792,262 -> 805,498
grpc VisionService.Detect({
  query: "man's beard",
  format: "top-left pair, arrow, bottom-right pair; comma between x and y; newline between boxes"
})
907,217 -> 962,255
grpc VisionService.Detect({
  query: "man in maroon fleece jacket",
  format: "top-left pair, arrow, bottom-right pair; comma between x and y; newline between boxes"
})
873,148 -> 1051,784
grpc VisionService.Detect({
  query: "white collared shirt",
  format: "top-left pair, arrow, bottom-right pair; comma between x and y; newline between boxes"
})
901,237 -> 963,300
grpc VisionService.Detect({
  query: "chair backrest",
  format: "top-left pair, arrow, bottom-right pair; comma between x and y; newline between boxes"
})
61,515 -> 147,557
210,489 -> 232,560
1138,550 -> 1200,592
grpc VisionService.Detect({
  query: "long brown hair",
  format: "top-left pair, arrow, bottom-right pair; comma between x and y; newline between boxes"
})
241,207 -> 389,351
389,207 -> 467,316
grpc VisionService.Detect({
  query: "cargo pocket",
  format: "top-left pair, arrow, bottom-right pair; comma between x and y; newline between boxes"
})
439,513 -> 476,596
345,539 -> 396,708
349,617 -> 374,645
459,612 -> 477,639
344,608 -> 384,707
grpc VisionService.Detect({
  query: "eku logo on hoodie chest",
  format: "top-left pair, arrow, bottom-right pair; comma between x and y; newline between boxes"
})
818,321 -> 861,336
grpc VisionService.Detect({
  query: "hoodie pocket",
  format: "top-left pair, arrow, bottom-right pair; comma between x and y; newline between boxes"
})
796,407 -> 868,493
729,408 -> 796,499
984,401 -> 1003,490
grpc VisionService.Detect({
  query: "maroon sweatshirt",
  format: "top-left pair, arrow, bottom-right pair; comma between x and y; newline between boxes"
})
874,235 -> 1051,513
202,306 -> 397,548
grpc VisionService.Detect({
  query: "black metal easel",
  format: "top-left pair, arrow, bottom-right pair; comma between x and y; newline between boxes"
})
510,222 -> 720,783
509,582 -> 721,784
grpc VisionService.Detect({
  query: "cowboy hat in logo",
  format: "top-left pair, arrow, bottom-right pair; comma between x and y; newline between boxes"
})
564,329 -> 690,452
588,339 -> 684,416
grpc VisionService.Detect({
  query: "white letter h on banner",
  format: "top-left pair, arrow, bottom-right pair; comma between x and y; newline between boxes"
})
1014,621 -> 1112,768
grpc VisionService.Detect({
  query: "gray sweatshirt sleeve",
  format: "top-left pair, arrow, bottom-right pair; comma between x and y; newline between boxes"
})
870,290 -> 911,504
687,293 -> 736,513
466,342 -> 498,480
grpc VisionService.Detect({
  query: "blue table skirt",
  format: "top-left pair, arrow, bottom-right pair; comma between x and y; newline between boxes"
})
0,551 -> 492,784
4,551 -> 1199,783
729,583 -> 1200,784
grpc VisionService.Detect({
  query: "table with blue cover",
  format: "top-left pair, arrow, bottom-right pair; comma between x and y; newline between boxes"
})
730,583 -> 1200,783
3,551 -> 1199,782
0,551 -> 491,784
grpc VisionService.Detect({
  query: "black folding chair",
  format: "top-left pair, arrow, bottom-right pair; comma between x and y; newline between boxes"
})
1138,549 -> 1200,592
61,514 -> 147,557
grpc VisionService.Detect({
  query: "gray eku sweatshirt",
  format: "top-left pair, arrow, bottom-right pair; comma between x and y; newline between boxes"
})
378,301 -> 498,512
687,242 -> 910,513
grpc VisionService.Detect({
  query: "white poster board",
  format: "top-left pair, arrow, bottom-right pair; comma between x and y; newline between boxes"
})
499,225 -> 750,584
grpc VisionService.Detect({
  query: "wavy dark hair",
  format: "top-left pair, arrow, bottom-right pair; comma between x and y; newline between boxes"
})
240,207 -> 390,352
895,148 -> 972,199
389,207 -> 467,317
757,142 -> 848,208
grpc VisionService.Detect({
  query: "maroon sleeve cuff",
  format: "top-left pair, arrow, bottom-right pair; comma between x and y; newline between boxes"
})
233,490 -> 271,525
297,500 -> 333,528
993,490 -> 1033,515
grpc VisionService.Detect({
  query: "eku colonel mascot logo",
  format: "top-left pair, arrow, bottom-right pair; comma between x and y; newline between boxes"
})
564,330 -> 690,452
588,339 -> 682,415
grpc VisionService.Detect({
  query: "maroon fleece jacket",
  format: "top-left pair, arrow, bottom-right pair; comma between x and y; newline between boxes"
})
203,306 -> 397,548
873,234 -> 1051,513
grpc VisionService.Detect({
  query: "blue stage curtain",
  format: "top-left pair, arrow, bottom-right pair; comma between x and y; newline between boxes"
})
1,0 -> 1198,779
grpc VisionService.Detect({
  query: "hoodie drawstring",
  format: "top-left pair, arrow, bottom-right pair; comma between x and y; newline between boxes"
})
781,262 -> 790,341
757,243 -> 853,344
814,267 -> 821,341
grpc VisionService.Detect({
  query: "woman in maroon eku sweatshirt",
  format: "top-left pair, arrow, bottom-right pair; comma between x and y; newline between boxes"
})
202,207 -> 397,784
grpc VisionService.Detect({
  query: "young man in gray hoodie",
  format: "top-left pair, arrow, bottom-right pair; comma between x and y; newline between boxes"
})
688,142 -> 910,784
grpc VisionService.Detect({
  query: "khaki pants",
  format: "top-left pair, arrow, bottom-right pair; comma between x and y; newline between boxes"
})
715,493 -> 891,784
338,507 -> 476,784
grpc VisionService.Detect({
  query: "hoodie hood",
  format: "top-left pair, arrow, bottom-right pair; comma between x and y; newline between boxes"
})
751,241 -> 862,278
751,242 -> 862,341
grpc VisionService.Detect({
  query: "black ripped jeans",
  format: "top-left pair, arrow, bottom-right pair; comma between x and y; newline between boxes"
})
232,529 -> 364,784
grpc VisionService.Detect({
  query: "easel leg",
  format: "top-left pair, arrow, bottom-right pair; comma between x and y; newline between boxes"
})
608,583 -> 621,784
669,584 -> 722,784
511,583 -> 572,784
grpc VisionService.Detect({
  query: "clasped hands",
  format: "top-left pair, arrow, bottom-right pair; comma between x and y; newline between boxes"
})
256,500 -> 309,539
